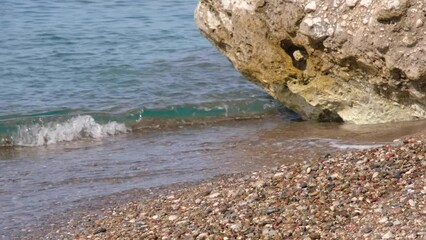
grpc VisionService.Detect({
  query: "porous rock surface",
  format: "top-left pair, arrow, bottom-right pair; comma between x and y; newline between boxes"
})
195,0 -> 426,124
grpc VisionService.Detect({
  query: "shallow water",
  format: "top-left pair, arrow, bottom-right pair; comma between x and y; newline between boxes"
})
3,118 -> 426,238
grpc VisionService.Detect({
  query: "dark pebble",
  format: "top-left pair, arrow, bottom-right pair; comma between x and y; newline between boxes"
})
202,189 -> 212,196
326,182 -> 335,191
266,208 -> 279,215
94,227 -> 107,235
384,222 -> 393,227
362,227 -> 373,234
135,223 -> 145,230
309,232 -> 321,239
300,183 -> 308,188
370,163 -> 381,169
392,171 -> 402,179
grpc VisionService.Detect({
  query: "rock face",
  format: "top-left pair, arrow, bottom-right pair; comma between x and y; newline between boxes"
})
195,0 -> 426,124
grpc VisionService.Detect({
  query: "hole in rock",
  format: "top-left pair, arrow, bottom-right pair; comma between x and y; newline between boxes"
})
390,68 -> 405,80
377,15 -> 403,24
280,39 -> 308,70
318,109 -> 343,123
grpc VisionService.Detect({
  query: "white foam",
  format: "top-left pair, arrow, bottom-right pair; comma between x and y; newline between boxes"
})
13,115 -> 129,147
330,142 -> 382,150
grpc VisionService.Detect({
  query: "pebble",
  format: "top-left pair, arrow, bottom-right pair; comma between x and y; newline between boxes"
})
305,1 -> 317,13
393,220 -> 401,225
266,208 -> 279,215
273,172 -> 284,178
209,192 -> 221,198
379,217 -> 388,223
197,232 -> 209,239
416,19 -> 424,28
93,228 -> 106,235
382,231 -> 393,239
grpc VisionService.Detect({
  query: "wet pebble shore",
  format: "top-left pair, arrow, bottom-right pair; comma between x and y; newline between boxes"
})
49,137 -> 425,239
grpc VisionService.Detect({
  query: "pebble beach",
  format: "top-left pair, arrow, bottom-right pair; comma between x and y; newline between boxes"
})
41,132 -> 426,240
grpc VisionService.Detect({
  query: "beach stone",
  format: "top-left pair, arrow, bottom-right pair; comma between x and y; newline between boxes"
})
266,208 -> 279,215
93,227 -> 106,235
273,172 -> 284,179
197,233 -> 209,239
304,1 -> 317,13
384,222 -> 393,227
382,231 -> 394,239
309,232 -> 321,239
195,0 -> 426,124
372,172 -> 379,179
346,0 -> 359,7
230,223 -> 242,231
209,192 -> 221,198
379,217 -> 388,223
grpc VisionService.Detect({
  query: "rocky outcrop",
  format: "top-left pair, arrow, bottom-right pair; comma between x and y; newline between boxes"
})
195,0 -> 426,124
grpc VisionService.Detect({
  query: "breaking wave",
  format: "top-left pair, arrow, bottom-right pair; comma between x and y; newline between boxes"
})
0,98 -> 297,147
11,115 -> 129,147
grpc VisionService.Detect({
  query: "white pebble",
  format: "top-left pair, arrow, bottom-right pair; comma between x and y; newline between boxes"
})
379,217 -> 388,223
209,192 -> 221,198
416,19 -> 424,28
305,1 -> 317,13
273,172 -> 284,178
382,231 -> 393,239
346,0 -> 359,7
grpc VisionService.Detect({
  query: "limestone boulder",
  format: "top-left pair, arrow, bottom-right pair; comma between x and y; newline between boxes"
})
195,0 -> 426,124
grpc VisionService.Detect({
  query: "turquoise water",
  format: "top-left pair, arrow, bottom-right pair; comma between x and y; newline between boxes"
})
0,0 -> 293,146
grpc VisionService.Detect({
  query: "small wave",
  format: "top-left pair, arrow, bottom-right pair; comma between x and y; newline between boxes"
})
11,115 -> 129,147
329,141 -> 383,150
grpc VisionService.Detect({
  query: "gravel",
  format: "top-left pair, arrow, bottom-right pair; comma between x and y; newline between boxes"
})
45,137 -> 426,239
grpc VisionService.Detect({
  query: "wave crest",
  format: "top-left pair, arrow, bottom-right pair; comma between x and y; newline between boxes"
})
13,115 -> 129,147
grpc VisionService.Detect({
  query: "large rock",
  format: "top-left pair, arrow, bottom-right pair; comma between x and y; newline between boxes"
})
195,0 -> 426,124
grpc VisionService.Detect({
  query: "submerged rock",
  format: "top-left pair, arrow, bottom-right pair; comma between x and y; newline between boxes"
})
195,0 -> 426,124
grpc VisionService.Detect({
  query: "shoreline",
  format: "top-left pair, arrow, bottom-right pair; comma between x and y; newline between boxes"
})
33,130 -> 426,239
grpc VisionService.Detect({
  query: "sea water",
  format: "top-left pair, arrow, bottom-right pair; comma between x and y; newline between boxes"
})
2,0 -> 425,238
0,0 -> 292,147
